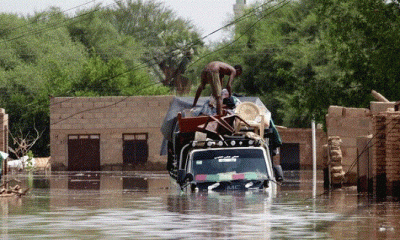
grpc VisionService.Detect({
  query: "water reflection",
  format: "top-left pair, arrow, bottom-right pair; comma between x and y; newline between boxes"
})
1,171 -> 400,239
166,192 -> 275,239
123,177 -> 148,191
68,174 -> 100,190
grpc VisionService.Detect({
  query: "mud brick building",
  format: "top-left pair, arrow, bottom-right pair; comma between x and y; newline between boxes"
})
50,96 -> 174,171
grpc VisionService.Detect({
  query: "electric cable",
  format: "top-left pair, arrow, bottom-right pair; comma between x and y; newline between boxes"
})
188,0 -> 291,68
343,114 -> 400,176
3,0 -> 96,33
50,81 -> 162,126
0,1 -> 121,44
0,0 -> 289,82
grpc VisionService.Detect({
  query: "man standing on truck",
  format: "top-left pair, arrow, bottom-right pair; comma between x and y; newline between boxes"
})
192,61 -> 242,115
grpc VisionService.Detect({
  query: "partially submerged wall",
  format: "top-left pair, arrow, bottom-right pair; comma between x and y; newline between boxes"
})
50,96 -> 174,170
276,127 -> 327,168
372,110 -> 400,198
326,101 -> 398,190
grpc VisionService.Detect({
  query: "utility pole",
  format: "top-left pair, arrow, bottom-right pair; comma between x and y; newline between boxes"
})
312,120 -> 317,198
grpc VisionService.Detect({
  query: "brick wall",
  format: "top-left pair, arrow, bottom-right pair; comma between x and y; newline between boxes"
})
50,96 -> 174,170
372,111 -> 400,197
276,127 -> 327,168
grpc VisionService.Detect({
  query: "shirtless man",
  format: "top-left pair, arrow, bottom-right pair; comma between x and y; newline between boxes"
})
192,61 -> 242,115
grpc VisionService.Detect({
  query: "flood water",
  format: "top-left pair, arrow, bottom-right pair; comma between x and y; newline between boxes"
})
1,170 -> 400,239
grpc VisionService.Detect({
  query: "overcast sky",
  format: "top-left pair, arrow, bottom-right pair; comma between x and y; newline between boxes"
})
1,0 -> 259,43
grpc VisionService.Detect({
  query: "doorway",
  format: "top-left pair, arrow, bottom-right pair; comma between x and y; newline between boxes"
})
68,134 -> 100,171
280,143 -> 300,170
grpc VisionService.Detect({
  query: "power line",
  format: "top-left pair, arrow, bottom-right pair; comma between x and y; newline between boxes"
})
0,0 -> 289,77
194,0 -> 277,45
3,0 -> 96,33
99,1 -> 293,86
62,1 -> 293,96
188,0 -> 291,68
0,1 -> 121,44
118,1 -> 288,76
50,81 -> 163,126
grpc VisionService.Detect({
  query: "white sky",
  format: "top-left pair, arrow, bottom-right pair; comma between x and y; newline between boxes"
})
1,0 -> 259,43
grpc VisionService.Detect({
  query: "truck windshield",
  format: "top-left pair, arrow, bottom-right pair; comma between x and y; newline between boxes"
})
191,148 -> 268,182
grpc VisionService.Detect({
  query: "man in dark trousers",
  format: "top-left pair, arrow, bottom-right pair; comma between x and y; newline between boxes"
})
192,61 -> 242,115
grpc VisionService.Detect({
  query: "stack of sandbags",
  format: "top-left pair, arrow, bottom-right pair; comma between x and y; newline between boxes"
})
327,136 -> 345,185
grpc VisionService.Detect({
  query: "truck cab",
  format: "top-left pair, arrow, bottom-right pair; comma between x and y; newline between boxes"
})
169,125 -> 277,192
177,140 -> 275,192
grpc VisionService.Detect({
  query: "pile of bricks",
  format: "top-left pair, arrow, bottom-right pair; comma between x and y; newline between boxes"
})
323,136 -> 345,187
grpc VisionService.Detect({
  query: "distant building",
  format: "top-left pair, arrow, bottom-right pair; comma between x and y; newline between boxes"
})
233,0 -> 247,16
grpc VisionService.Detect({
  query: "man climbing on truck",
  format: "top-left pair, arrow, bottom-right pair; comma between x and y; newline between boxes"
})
192,61 -> 242,115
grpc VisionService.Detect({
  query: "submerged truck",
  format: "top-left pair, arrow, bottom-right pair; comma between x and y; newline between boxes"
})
160,97 -> 282,192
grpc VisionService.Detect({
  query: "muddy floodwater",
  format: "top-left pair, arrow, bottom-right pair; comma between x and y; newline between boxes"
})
1,170 -> 400,239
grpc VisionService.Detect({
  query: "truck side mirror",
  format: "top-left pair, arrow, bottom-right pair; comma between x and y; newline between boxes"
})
186,173 -> 194,182
273,165 -> 284,182
178,170 -> 194,184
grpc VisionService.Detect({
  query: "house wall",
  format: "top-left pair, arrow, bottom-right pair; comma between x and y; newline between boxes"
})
50,96 -> 175,170
275,127 -> 327,168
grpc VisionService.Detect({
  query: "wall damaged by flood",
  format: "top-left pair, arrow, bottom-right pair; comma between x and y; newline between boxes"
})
325,105 -> 372,182
325,101 -> 400,194
372,110 -> 400,198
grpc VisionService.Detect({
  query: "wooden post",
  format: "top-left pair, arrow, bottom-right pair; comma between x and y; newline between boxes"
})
371,90 -> 390,102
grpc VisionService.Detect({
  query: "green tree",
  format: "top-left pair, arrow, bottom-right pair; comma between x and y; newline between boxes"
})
317,0 -> 400,103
